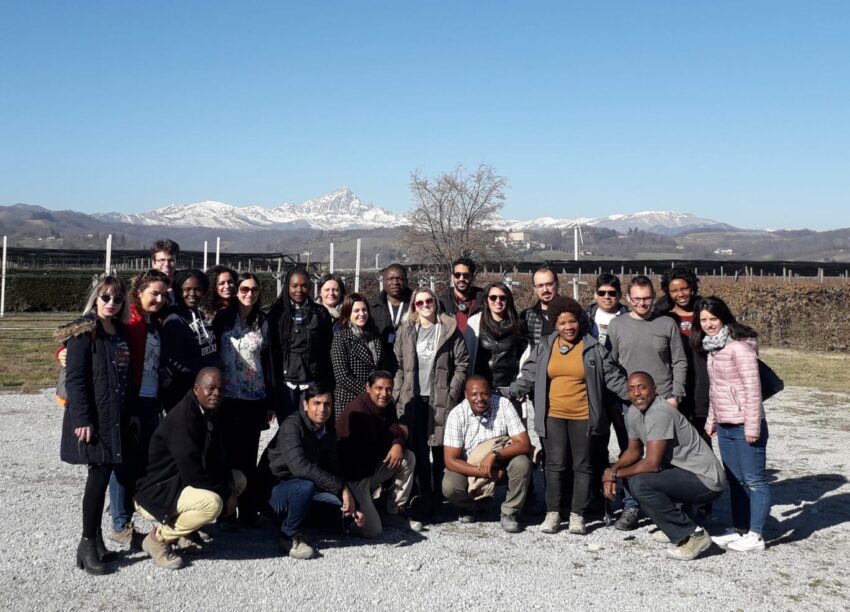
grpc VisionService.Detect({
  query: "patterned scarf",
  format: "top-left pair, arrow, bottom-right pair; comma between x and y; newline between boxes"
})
702,325 -> 731,353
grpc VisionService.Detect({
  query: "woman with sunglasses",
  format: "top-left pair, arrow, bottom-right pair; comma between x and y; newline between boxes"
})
692,296 -> 770,553
465,282 -> 528,399
655,267 -> 710,441
58,276 -> 131,574
330,292 -> 388,418
203,265 -> 238,320
107,269 -> 171,547
213,272 -> 270,525
160,269 -> 221,412
393,287 -> 469,515
506,296 -> 628,535
317,273 -> 347,327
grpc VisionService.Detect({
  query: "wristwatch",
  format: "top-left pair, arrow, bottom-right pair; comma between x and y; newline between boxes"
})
610,468 -> 619,482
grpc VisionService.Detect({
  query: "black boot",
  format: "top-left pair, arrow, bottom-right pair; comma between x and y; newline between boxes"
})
95,529 -> 117,562
76,537 -> 108,575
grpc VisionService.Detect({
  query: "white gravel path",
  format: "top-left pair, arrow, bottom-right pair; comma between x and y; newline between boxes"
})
1,387 -> 849,611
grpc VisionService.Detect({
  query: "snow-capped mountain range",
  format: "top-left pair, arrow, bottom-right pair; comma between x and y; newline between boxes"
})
94,187 -> 733,235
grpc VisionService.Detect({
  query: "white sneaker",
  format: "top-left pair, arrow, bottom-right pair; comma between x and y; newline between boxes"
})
540,512 -> 560,534
711,528 -> 744,549
727,531 -> 765,552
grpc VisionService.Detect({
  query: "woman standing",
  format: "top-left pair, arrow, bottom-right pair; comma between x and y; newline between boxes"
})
693,296 -> 771,553
657,267 -> 710,440
393,287 -> 469,512
330,293 -> 386,418
464,282 -> 527,394
203,265 -> 237,320
506,297 -> 628,535
266,267 -> 334,421
108,269 -> 170,545
318,273 -> 346,326
58,276 -> 131,574
160,269 -> 220,411
213,272 -> 270,525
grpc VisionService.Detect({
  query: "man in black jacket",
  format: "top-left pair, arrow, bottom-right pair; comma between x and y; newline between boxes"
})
336,371 -> 422,537
258,383 -> 363,559
520,266 -> 559,350
368,263 -> 412,374
438,256 -> 484,334
135,368 -> 245,570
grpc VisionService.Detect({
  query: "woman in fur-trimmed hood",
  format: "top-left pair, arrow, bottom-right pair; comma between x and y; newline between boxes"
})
57,275 -> 131,575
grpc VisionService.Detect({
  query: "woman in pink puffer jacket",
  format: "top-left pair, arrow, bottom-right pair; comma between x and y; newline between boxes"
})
692,296 -> 771,554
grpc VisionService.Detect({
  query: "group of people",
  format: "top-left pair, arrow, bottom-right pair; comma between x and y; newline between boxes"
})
58,240 -> 772,574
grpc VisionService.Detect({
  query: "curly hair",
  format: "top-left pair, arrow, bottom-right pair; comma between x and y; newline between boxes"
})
661,266 -> 700,297
130,269 -> 171,312
545,295 -> 584,327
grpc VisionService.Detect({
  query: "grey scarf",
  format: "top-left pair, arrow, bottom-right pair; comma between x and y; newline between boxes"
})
702,325 -> 731,353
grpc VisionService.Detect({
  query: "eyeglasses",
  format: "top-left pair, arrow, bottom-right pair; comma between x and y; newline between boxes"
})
217,279 -> 235,286
488,294 -> 508,303
99,294 -> 124,305
453,272 -> 471,279
153,258 -> 176,265
597,290 -> 619,297
629,296 -> 654,304
414,298 -> 435,308
239,286 -> 261,295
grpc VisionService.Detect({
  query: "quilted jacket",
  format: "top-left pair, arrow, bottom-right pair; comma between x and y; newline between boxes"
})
705,337 -> 765,438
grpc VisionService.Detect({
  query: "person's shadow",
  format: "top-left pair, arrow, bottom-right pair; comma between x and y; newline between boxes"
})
765,471 -> 849,546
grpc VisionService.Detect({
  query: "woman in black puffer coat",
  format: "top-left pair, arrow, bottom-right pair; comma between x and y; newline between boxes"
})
58,276 -> 131,575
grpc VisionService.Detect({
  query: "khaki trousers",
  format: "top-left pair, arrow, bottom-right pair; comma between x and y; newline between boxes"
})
137,469 -> 246,542
347,450 -> 416,539
442,455 -> 532,517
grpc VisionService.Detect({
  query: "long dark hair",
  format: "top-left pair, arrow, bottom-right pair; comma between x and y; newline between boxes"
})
213,272 -> 265,337
338,292 -> 378,335
690,296 -> 758,353
171,268 -> 209,311
481,281 -> 522,338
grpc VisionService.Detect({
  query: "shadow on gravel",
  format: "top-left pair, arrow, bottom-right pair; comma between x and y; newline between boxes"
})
767,473 -> 850,546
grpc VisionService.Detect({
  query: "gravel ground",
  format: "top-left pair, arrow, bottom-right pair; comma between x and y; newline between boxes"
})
2,387 -> 849,611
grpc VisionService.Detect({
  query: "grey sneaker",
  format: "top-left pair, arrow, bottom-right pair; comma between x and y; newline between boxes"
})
109,522 -> 136,546
540,512 -> 561,534
458,512 -> 477,524
614,507 -> 640,531
383,512 -> 424,533
279,534 -> 316,560
142,529 -> 184,570
500,513 -> 521,533
568,513 -> 587,535
667,528 -> 712,561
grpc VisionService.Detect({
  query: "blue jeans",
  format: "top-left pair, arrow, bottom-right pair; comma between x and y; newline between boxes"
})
717,421 -> 770,534
110,398 -> 161,530
268,478 -> 343,537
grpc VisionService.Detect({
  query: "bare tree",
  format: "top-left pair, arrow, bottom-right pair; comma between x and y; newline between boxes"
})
406,164 -> 508,269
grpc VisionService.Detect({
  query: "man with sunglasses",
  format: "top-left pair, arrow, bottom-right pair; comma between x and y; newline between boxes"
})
438,257 -> 484,334
583,274 -> 629,349
605,275 -> 688,530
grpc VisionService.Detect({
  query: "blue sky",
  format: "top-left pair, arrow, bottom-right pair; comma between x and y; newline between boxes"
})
1,1 -> 848,230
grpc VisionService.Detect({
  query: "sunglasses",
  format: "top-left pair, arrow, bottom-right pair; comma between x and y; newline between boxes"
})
488,294 -> 508,303
99,294 -> 124,305
239,286 -> 261,295
453,272 -> 471,279
414,298 -> 435,308
596,290 -> 619,297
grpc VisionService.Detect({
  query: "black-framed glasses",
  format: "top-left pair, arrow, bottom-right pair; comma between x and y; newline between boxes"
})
597,290 -> 618,297
99,294 -> 124,304
629,296 -> 654,304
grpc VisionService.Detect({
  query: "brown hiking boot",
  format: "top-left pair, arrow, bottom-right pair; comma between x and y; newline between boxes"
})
109,522 -> 137,547
142,528 -> 184,570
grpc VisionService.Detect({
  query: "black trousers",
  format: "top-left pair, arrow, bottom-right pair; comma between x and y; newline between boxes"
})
82,464 -> 113,538
541,417 -> 593,515
221,397 -> 268,520
411,396 -> 446,500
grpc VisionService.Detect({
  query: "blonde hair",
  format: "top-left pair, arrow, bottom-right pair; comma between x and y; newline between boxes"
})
82,276 -> 130,325
406,287 -> 439,326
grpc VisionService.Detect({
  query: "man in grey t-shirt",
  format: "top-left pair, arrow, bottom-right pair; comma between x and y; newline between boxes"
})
602,372 -> 726,561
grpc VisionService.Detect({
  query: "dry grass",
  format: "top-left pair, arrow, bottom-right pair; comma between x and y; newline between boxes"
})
0,312 -> 70,392
760,348 -> 850,393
